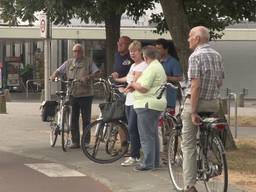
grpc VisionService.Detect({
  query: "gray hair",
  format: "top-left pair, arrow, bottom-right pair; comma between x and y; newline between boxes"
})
191,26 -> 210,42
142,45 -> 160,60
72,43 -> 83,51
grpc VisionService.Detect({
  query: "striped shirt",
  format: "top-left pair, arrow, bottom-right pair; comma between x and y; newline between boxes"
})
187,43 -> 224,100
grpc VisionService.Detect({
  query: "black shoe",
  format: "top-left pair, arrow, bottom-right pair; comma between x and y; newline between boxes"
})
69,143 -> 80,149
133,164 -> 152,172
183,186 -> 198,192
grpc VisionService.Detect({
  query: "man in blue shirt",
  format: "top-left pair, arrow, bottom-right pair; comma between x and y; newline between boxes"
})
112,36 -> 132,78
155,38 -> 183,160
156,38 -> 183,111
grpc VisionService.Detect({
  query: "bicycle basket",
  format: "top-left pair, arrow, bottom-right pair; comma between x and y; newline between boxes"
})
99,98 -> 125,123
40,100 -> 58,122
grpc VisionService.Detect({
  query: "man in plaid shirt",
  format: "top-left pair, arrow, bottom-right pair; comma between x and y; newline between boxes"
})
182,26 -> 224,192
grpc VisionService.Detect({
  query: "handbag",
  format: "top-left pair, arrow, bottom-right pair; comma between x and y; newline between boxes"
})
99,97 -> 125,123
40,100 -> 58,122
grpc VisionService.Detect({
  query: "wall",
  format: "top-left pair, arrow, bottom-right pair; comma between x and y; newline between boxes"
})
211,41 -> 256,98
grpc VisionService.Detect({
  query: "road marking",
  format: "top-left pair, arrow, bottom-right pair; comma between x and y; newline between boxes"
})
25,163 -> 86,177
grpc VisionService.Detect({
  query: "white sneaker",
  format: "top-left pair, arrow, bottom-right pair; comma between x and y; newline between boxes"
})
121,157 -> 140,167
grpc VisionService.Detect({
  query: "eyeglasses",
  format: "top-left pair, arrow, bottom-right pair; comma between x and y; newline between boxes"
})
73,49 -> 81,52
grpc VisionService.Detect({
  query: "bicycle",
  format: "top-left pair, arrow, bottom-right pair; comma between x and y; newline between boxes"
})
156,82 -> 228,192
49,78 -> 78,152
158,82 -> 183,163
81,77 -> 129,164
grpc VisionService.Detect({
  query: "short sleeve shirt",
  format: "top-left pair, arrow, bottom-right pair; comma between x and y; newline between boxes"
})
187,43 -> 224,100
125,61 -> 148,106
113,52 -> 132,78
133,59 -> 167,112
161,55 -> 183,107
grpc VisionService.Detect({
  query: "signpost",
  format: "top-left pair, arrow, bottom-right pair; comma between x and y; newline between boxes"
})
39,14 -> 48,38
40,14 -> 51,101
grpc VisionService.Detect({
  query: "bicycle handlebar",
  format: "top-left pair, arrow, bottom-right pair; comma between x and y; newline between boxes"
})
156,82 -> 178,99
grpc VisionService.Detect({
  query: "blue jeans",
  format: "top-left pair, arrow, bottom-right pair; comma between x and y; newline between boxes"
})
125,105 -> 141,159
135,108 -> 161,169
71,96 -> 93,144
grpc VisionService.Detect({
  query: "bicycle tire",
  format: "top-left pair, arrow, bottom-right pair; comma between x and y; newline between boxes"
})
168,130 -> 184,191
201,136 -> 228,192
49,109 -> 60,147
81,119 -> 129,164
61,107 -> 72,152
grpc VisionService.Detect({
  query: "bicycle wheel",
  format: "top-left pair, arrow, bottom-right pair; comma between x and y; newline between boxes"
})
168,130 -> 184,191
201,136 -> 228,192
49,110 -> 60,147
61,107 -> 72,152
81,119 -> 129,164
161,118 -> 174,148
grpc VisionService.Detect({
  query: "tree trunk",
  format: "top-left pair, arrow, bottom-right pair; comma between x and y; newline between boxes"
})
159,0 -> 191,79
104,14 -> 121,76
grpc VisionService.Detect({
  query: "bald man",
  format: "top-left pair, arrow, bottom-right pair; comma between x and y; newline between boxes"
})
181,26 -> 224,192
50,43 -> 100,149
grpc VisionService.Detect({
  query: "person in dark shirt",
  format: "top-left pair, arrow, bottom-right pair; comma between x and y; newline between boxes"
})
112,36 -> 132,78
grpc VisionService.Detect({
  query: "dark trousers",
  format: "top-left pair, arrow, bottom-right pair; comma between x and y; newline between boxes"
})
125,105 -> 141,159
71,96 -> 93,144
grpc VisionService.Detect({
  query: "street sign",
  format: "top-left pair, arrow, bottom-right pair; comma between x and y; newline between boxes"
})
39,14 -> 48,38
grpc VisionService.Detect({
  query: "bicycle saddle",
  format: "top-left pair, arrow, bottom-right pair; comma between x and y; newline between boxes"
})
198,112 -> 215,118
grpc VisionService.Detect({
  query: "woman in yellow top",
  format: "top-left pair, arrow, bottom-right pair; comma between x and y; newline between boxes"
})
126,45 -> 167,171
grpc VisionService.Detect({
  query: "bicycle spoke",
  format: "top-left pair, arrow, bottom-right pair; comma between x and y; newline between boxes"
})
81,120 -> 129,164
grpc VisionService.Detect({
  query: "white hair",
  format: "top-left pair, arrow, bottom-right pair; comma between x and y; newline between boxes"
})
191,26 -> 210,42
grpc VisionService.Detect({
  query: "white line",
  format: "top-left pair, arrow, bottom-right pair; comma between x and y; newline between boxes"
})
25,163 -> 86,177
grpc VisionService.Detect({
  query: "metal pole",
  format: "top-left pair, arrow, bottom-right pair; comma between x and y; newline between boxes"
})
44,40 -> 50,100
234,93 -> 238,138
44,13 -> 51,101
227,94 -> 231,126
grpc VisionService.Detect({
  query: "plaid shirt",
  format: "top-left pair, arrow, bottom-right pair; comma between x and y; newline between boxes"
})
187,43 -> 224,100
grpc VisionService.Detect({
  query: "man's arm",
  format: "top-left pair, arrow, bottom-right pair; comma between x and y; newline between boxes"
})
50,61 -> 67,81
190,78 -> 201,125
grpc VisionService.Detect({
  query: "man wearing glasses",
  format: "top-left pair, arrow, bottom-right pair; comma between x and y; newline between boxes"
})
50,43 -> 99,148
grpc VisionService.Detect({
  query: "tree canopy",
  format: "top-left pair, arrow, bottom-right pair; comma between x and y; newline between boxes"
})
151,0 -> 256,39
0,0 -> 156,75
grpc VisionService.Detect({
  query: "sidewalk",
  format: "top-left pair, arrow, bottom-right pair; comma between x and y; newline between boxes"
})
0,93 -> 254,192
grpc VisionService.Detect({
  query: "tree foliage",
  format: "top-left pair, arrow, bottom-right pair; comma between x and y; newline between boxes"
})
0,0 -> 156,25
0,0 -> 156,74
151,0 -> 256,39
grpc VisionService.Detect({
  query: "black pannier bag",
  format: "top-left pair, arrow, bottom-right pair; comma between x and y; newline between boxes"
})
41,100 -> 58,122
98,97 -> 126,123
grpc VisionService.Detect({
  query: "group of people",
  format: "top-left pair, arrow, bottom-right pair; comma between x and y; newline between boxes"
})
111,36 -> 183,171
50,25 -> 225,192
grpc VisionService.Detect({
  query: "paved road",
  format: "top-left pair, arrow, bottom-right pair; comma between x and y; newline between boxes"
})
0,151 -> 111,192
0,99 -> 253,192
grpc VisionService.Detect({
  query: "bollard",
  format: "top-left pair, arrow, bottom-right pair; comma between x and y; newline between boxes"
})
237,93 -> 244,107
220,98 -> 228,114
4,89 -> 11,101
0,94 -> 7,113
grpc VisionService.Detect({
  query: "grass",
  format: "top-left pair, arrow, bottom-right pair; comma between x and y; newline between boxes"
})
230,116 -> 256,127
226,139 -> 256,191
